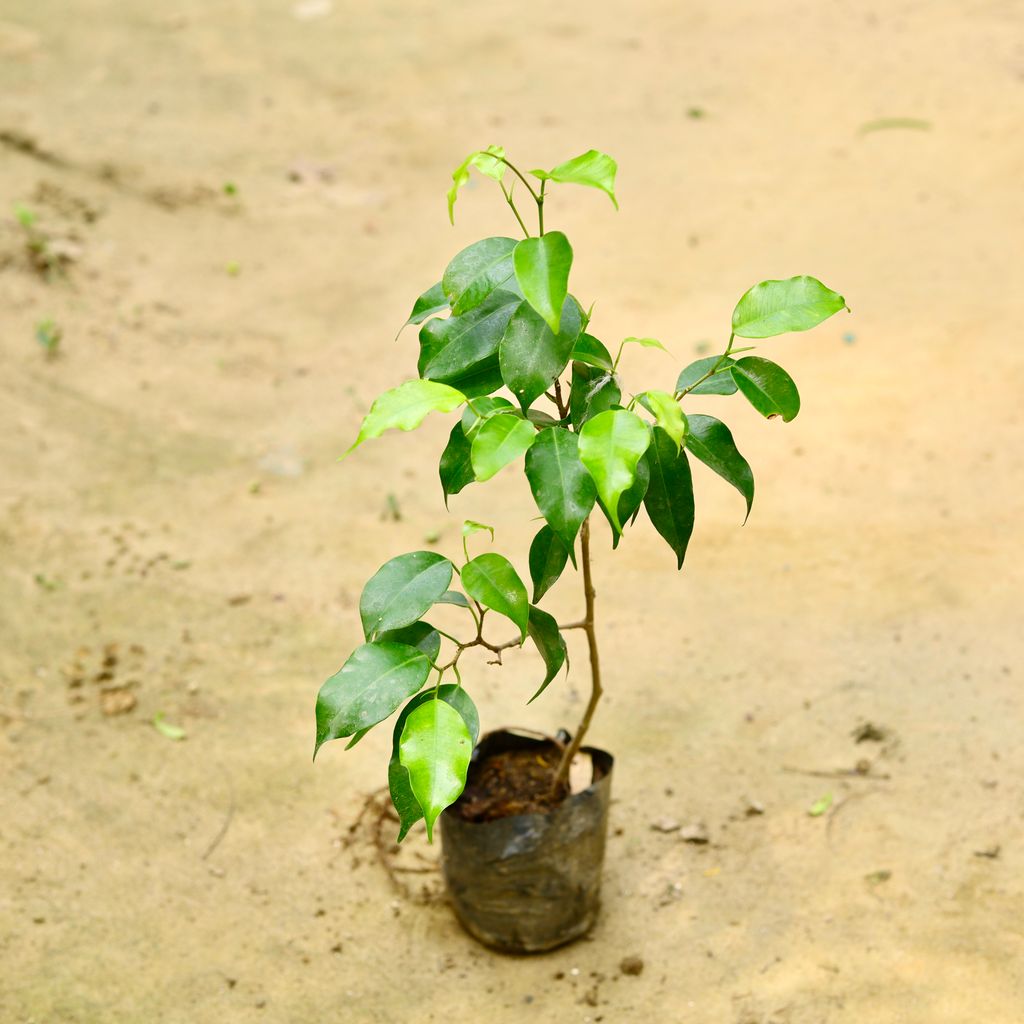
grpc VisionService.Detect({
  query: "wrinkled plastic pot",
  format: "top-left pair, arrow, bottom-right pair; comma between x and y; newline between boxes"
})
440,729 -> 614,953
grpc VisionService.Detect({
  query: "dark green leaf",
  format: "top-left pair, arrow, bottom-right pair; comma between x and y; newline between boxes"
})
399,698 -> 473,841
569,361 -> 621,430
462,552 -> 529,642
438,423 -> 474,506
571,333 -> 614,372
348,381 -> 466,453
526,409 -> 562,428
675,355 -> 738,396
437,590 -> 470,607
499,297 -> 581,411
732,276 -> 847,338
526,605 -> 568,703
314,641 -> 431,757
577,409 -> 651,534
531,150 -> 618,209
528,525 -> 570,603
524,427 -> 596,561
730,356 -> 801,422
401,282 -> 448,332
469,412 -> 536,481
377,621 -> 442,663
442,237 -> 518,316
447,146 -> 505,224
359,551 -> 453,639
686,414 -> 754,521
643,427 -> 695,569
512,231 -> 573,335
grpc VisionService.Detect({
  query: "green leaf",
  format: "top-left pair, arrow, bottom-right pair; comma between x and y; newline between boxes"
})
531,150 -> 618,209
675,355 -> 738,396
462,552 -> 529,642
638,390 -> 688,450
462,519 -> 494,541
419,290 -> 521,397
437,590 -> 470,608
618,336 -> 669,365
314,641 -> 431,757
442,237 -> 518,317
528,525 -> 570,603
686,414 -> 754,521
578,409 -> 651,534
596,451 -> 649,545
469,412 -> 536,481
499,297 -> 582,411
526,605 -> 568,703
400,282 -> 448,333
447,145 -> 505,224
152,712 -> 186,741
569,361 -> 621,430
399,698 -> 473,841
512,231 -> 573,335
359,551 -> 453,639
348,380 -> 466,453
730,356 -> 801,422
643,427 -> 695,569
526,409 -> 562,428
523,427 -> 596,562
376,621 -> 442,663
438,423 -> 474,506
808,792 -> 834,817
571,333 -> 614,372
460,395 -> 515,438
731,276 -> 847,339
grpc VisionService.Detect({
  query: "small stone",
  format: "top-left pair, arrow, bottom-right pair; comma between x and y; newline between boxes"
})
744,798 -> 765,817
650,817 -> 681,833
619,955 -> 644,976
680,822 -> 710,844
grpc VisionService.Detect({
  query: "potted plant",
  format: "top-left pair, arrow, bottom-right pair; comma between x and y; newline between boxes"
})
314,147 -> 847,952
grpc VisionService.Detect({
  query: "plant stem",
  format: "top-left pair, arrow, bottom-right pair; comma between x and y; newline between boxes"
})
675,333 -> 735,399
500,182 -> 531,238
553,516 -> 602,790
538,179 -> 546,236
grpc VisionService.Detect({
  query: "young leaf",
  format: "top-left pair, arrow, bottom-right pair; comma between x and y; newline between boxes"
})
399,698 -> 473,841
462,552 -> 529,642
597,452 -> 650,545
499,298 -> 582,411
524,427 -> 597,561
675,355 -> 738,396
686,414 -> 755,521
571,333 -> 614,372
570,361 -> 621,430
643,427 -> 695,569
731,276 -> 847,339
314,641 -> 431,757
512,231 -> 573,335
447,145 -> 505,224
376,621 -> 442,663
419,290 -> 521,397
153,712 -> 186,741
438,423 -> 474,506
531,150 -> 618,209
528,525 -> 570,603
617,336 -> 669,366
730,356 -> 801,422
578,409 -> 651,534
469,412 -> 536,481
526,605 -> 568,703
359,551 -> 453,639
638,390 -> 688,450
462,519 -> 494,541
348,380 -> 466,453
400,282 -> 448,332
442,237 -> 518,316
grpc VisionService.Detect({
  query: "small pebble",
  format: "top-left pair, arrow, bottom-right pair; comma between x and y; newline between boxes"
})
680,822 -> 710,844
620,955 -> 644,976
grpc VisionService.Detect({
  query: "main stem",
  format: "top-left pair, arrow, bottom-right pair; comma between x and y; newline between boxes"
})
553,516 -> 602,789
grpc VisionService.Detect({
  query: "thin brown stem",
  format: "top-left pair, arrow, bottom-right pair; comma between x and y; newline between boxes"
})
553,516 -> 602,790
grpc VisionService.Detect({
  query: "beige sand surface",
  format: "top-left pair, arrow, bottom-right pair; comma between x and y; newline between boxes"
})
2,1 -> 1023,1021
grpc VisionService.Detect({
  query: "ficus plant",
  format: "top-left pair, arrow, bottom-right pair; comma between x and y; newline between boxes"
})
314,146 -> 847,842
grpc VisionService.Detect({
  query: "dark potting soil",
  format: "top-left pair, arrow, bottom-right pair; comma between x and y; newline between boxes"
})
451,742 -> 571,823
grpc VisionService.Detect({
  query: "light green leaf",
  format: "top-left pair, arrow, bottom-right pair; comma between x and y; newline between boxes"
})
730,356 -> 801,422
399,698 -> 473,841
400,282 -> 448,333
153,712 -> 186,741
578,409 -> 651,534
462,519 -> 494,541
523,427 -> 596,562
731,276 -> 847,339
447,145 -> 505,224
359,551 -> 453,639
462,552 -> 529,642
603,452 -> 649,545
469,412 -> 536,481
526,605 -> 568,703
638,390 -> 688,450
499,297 -> 582,411
438,423 -> 474,506
460,396 -> 516,438
685,414 -> 754,521
571,333 -> 614,372
531,150 -> 618,209
512,231 -> 573,335
348,380 -> 466,453
528,525 -> 570,603
675,355 -> 738,396
808,793 -> 833,817
314,641 -> 431,757
442,237 -> 518,316
643,427 -> 695,569
618,336 -> 670,367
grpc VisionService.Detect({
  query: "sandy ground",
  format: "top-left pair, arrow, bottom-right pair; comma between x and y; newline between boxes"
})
2,1 -> 1023,1021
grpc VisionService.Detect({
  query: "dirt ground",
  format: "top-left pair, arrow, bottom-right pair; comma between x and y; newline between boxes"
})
2,1 -> 1023,1021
